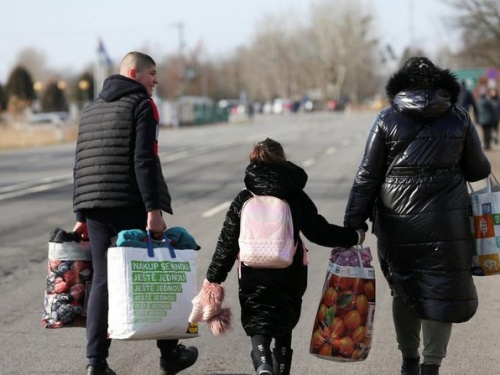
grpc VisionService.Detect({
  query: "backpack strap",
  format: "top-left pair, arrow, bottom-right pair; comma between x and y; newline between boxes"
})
238,188 -> 254,279
242,187 -> 256,197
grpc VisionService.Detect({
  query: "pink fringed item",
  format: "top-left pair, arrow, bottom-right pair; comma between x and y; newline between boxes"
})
208,307 -> 233,336
189,279 -> 232,335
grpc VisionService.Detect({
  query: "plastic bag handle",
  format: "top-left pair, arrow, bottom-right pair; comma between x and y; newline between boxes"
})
355,245 -> 365,269
468,173 -> 499,194
146,230 -> 176,258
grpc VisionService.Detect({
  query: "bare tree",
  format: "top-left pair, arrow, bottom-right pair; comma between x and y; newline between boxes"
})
14,48 -> 48,83
243,13 -> 303,100
308,0 -> 379,103
444,0 -> 500,66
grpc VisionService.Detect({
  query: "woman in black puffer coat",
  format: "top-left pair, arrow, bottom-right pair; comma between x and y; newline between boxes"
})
204,138 -> 363,375
344,57 -> 491,375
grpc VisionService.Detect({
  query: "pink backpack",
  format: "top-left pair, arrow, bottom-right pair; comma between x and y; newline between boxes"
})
238,190 -> 296,268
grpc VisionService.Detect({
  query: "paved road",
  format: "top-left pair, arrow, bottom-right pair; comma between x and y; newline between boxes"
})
0,112 -> 499,375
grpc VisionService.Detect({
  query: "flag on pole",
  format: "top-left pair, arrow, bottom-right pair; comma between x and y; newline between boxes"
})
97,38 -> 112,67
94,37 -> 112,98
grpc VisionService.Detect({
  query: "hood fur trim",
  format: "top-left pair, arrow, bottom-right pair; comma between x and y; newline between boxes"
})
386,60 -> 461,104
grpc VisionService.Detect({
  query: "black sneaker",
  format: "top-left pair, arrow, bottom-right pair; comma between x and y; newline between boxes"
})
160,344 -> 198,375
86,365 -> 116,375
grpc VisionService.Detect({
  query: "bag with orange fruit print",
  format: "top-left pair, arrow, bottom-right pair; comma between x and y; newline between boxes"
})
309,246 -> 375,362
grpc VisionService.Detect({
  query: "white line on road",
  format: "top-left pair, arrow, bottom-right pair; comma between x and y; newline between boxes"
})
325,147 -> 337,155
302,158 -> 316,167
202,201 -> 231,218
0,173 -> 72,194
0,179 -> 73,202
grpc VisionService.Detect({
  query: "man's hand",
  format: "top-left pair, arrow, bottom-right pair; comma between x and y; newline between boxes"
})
72,221 -> 89,241
147,210 -> 167,239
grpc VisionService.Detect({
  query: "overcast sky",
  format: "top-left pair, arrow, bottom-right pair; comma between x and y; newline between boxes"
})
1,0 -> 456,83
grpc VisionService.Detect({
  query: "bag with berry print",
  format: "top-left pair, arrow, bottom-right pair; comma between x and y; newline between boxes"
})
469,174 -> 500,276
42,228 -> 93,328
107,231 -> 199,340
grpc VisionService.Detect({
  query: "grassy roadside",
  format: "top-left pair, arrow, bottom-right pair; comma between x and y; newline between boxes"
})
0,124 -> 79,149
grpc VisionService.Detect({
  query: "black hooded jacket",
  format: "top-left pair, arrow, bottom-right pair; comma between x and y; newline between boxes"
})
344,58 -> 491,323
73,74 -> 172,217
206,161 -> 358,336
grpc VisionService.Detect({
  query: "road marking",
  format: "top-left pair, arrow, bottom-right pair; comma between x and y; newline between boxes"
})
0,173 -> 72,194
302,158 -> 315,167
0,179 -> 73,202
325,147 -> 336,155
202,201 -> 231,218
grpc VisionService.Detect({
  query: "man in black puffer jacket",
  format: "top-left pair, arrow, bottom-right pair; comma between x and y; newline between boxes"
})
344,57 -> 490,375
72,52 -> 197,375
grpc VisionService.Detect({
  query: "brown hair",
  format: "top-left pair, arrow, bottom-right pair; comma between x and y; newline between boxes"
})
249,138 -> 287,165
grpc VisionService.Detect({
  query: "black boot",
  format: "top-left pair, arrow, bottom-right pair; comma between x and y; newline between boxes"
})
160,344 -> 198,375
251,349 -> 274,375
420,363 -> 440,375
401,357 -> 419,375
272,347 -> 293,375
85,365 -> 116,375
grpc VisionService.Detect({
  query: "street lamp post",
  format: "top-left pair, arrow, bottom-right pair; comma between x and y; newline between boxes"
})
33,81 -> 43,112
78,79 -> 90,106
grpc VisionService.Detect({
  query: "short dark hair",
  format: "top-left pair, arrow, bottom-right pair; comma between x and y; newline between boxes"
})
120,51 -> 156,73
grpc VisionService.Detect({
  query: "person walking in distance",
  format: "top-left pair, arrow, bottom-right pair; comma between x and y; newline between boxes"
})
476,87 -> 497,150
457,80 -> 478,122
344,57 -> 490,375
72,51 -> 198,375
488,87 -> 500,145
190,138 -> 365,375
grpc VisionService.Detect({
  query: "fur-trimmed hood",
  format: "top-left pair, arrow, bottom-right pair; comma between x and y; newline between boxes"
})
385,57 -> 461,120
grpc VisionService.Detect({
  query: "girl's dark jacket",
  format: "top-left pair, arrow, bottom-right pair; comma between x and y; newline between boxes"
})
73,75 -> 172,220
344,62 -> 491,323
206,162 -> 358,336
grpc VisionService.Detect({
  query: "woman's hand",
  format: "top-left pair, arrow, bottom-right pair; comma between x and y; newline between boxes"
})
356,229 -> 366,245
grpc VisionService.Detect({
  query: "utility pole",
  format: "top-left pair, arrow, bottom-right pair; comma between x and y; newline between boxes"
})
168,22 -> 186,128
170,22 -> 186,98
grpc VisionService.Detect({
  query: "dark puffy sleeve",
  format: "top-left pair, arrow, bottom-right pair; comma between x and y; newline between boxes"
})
298,191 -> 359,248
134,99 -> 161,211
206,190 -> 250,283
344,113 -> 387,229
460,114 -> 491,182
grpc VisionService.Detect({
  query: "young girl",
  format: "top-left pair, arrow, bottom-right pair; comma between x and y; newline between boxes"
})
191,138 -> 365,375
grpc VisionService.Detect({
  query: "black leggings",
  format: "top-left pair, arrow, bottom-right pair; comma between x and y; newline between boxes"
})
84,208 -> 178,360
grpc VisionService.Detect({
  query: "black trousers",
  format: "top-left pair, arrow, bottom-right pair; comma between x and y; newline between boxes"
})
481,124 -> 493,149
85,207 -> 178,360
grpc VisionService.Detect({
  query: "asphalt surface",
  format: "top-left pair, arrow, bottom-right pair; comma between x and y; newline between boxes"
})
0,112 -> 499,375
